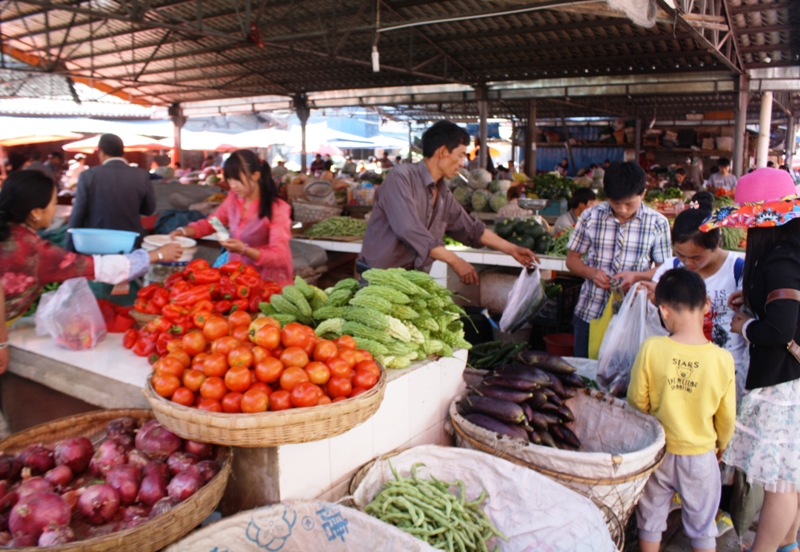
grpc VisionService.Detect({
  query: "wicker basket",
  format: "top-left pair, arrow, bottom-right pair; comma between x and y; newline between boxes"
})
143,368 -> 387,447
292,200 -> 343,224
129,309 -> 158,328
0,409 -> 232,552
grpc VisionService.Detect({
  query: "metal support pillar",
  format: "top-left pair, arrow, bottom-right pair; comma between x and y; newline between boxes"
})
786,116 -> 795,170
169,103 -> 186,168
293,94 -> 310,174
757,91 -> 773,168
407,122 -> 413,162
525,100 -> 537,177
733,75 -> 750,177
634,119 -> 642,164
560,112 -> 575,176
510,120 -> 516,169
476,86 -> 488,171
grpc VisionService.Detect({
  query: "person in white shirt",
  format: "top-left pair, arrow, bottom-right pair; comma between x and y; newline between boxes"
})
708,157 -> 738,191
554,188 -> 597,234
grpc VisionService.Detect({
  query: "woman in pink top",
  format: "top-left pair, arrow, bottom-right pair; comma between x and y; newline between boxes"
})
171,150 -> 293,286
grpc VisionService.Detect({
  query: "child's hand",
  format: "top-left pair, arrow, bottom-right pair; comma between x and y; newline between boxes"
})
638,281 -> 657,304
730,311 -> 752,335
728,290 -> 744,312
716,448 -> 725,463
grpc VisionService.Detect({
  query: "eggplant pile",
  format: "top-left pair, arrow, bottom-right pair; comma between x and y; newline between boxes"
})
458,350 -> 586,451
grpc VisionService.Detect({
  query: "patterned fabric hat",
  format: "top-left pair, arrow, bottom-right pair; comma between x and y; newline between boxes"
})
701,168 -> 799,230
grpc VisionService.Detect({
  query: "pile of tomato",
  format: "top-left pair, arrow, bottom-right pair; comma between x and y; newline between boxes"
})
133,259 -> 283,318
127,312 -> 381,414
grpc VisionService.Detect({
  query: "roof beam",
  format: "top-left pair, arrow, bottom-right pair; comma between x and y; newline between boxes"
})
728,1 -> 790,14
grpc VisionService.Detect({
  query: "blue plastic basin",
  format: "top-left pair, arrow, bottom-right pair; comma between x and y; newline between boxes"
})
68,228 -> 138,255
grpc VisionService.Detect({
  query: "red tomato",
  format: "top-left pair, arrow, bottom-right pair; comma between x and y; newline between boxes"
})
280,347 -> 309,369
269,390 -> 292,411
165,340 -> 184,354
221,392 -> 243,413
228,310 -> 252,330
359,350 -> 374,362
192,352 -> 210,369
279,367 -> 309,391
326,357 -> 351,379
231,325 -> 250,343
202,353 -> 229,378
332,396 -> 347,403
291,382 -> 321,408
334,335 -> 357,351
304,362 -> 331,385
157,357 -> 185,378
338,349 -> 358,370
248,317 -> 278,342
240,389 -> 269,413
211,336 -> 241,356
303,336 -> 319,357
203,317 -> 230,341
313,340 -> 338,362
356,361 -> 381,378
353,370 -> 378,390
166,349 -> 192,369
228,346 -> 254,368
224,366 -> 252,393
327,375 -> 352,399
183,369 -> 207,393
180,331 -> 205,357
152,374 -> 181,398
248,382 -> 272,395
280,323 -> 310,349
197,398 -> 222,412
350,387 -> 368,398
253,325 -> 281,350
251,345 -> 271,365
172,387 -> 195,406
200,376 -> 227,401
316,395 -> 332,406
254,357 -> 284,384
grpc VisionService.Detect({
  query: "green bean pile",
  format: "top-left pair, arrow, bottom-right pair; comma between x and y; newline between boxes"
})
545,226 -> 573,257
304,216 -> 368,237
364,462 -> 507,552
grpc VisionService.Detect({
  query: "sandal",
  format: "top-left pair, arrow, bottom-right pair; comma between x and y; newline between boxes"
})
778,544 -> 799,552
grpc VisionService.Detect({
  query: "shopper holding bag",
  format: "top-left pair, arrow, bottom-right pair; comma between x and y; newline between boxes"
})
702,168 -> 800,552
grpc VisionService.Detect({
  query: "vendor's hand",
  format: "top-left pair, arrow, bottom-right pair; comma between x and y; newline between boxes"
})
510,246 -> 539,268
638,280 -> 657,304
154,243 -> 182,263
450,257 -> 479,285
221,238 -> 247,255
0,348 -> 7,375
730,311 -> 752,335
613,271 -> 640,293
728,290 -> 744,312
591,269 -> 612,290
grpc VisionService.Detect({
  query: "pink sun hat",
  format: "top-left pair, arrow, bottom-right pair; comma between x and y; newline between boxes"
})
734,167 -> 796,204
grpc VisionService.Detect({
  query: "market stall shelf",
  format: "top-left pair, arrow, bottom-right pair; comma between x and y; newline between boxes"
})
0,409 -> 232,552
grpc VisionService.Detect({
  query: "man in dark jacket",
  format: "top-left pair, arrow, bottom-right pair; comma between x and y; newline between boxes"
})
66,133 -> 156,251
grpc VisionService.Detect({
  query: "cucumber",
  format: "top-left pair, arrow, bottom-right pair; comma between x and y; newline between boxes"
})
461,395 -> 525,424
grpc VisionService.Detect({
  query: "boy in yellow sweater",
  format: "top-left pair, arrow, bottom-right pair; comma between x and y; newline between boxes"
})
628,268 -> 736,552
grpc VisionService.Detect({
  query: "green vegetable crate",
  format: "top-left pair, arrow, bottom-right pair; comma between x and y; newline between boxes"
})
538,199 -> 568,217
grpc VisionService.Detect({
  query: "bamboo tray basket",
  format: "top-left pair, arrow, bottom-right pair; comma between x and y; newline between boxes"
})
129,309 -> 158,328
0,409 -> 232,552
143,367 -> 387,447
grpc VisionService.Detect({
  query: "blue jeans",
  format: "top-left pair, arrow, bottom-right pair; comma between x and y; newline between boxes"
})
573,316 -> 591,358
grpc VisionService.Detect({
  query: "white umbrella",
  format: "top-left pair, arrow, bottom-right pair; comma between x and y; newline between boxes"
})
228,128 -> 289,149
63,133 -> 168,153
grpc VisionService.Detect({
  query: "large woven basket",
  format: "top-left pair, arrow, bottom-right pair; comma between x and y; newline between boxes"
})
0,409 -> 232,552
143,368 -> 387,447
291,200 -> 343,224
129,309 -> 158,328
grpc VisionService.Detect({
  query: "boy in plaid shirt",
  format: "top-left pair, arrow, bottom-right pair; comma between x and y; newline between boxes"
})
566,161 -> 671,357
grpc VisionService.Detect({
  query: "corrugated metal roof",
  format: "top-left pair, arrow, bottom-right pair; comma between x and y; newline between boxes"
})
0,0 -> 796,119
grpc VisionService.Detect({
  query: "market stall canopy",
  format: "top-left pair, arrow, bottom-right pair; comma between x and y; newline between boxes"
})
172,130 -> 241,151
227,128 -> 290,149
63,133 -> 169,153
0,130 -> 82,147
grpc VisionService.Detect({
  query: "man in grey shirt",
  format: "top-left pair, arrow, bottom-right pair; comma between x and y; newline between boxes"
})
359,121 -> 538,285
708,157 -> 738,191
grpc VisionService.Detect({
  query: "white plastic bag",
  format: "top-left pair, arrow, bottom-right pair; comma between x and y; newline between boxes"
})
34,277 -> 106,350
499,266 -> 546,333
597,283 -> 667,396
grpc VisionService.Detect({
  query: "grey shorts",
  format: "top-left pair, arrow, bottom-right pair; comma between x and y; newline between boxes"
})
636,450 -> 720,549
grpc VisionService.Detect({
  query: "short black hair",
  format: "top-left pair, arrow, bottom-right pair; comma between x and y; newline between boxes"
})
603,161 -> 646,200
569,187 -> 596,210
29,150 -> 42,161
767,161 -> 775,168
421,121 -> 470,158
718,157 -> 731,167
98,134 -> 124,157
655,268 -> 707,311
675,168 -> 686,176
49,151 -> 63,159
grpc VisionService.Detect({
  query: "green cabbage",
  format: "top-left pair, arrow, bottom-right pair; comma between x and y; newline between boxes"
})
471,189 -> 491,212
453,185 -> 473,207
489,191 -> 509,212
467,169 -> 492,190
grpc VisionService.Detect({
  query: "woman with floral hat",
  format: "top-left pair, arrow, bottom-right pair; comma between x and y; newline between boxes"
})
703,167 -> 800,552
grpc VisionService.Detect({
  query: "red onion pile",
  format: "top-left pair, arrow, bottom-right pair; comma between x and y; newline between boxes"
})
0,419 -> 220,547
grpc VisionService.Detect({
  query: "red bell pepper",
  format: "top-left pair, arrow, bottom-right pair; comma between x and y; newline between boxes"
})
169,316 -> 194,336
169,280 -> 192,299
123,328 -> 138,349
145,316 -> 172,334
172,286 -> 213,307
192,310 -> 213,329
219,277 -> 236,301
248,290 -> 264,314
189,269 -> 221,285
151,288 -> 170,308
133,298 -> 148,313
214,300 -> 232,315
156,332 -> 174,356
161,304 -> 186,321
219,261 -> 244,276
233,273 -> 261,289
230,299 -> 248,313
186,259 -> 211,272
235,285 -> 250,299
132,336 -> 156,357
137,283 -> 161,300
242,265 -> 259,278
163,272 -> 185,288
190,300 -> 214,315
144,300 -> 162,315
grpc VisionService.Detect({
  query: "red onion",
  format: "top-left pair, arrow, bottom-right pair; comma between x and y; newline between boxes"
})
195,460 -> 221,484
107,432 -> 135,452
106,465 -> 141,506
17,477 -> 53,499
61,489 -> 81,512
135,423 -> 182,462
20,446 -> 54,476
108,417 -> 139,435
183,441 -> 214,460
125,517 -> 148,529
148,497 -> 179,518
89,440 -> 127,477
136,475 -> 166,507
54,437 -> 94,474
0,493 -> 18,515
0,531 -> 9,545
0,514 -> 8,532
44,465 -> 73,490
69,472 -> 98,491
167,466 -> 203,502
77,484 -> 120,525
142,461 -> 169,483
9,492 -> 70,539
121,504 -> 150,521
126,449 -> 151,471
7,533 -> 37,547
38,525 -> 75,546
166,452 -> 199,476
0,456 -> 15,481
